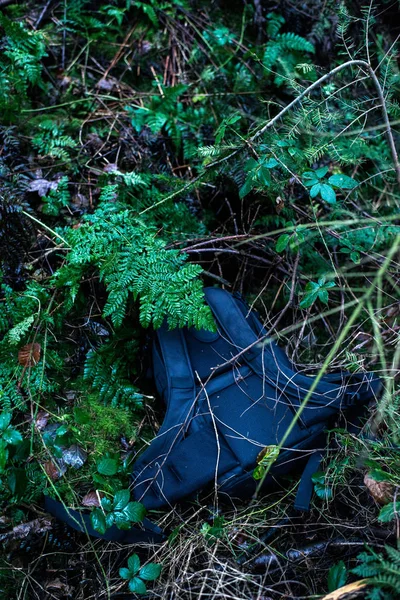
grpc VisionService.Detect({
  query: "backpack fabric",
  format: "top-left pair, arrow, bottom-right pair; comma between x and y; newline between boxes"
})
132,287 -> 381,510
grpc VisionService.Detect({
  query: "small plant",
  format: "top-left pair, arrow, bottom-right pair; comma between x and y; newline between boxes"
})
327,560 -> 348,592
302,167 -> 357,204
300,276 -> 336,309
119,553 -> 162,595
90,489 -> 146,534
352,545 -> 400,597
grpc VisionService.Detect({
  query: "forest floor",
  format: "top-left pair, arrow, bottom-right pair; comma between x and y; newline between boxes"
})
1,1 -> 400,599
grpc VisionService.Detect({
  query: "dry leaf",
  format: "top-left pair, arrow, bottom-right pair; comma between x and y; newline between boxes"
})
275,196 -> 285,214
321,579 -> 367,599
364,473 -> 394,505
81,490 -> 104,507
43,460 -> 66,481
62,444 -> 87,469
34,410 -> 49,431
18,343 -> 41,367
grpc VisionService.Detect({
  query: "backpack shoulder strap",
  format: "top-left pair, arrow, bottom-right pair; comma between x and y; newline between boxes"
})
204,287 -> 381,409
44,496 -> 165,543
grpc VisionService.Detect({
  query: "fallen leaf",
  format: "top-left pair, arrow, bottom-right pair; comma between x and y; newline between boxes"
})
82,490 -> 104,507
34,410 -> 50,431
18,343 -> 41,367
364,473 -> 394,505
275,196 -> 285,214
320,579 -> 367,599
29,178 -> 58,197
62,444 -> 87,469
43,460 -> 66,481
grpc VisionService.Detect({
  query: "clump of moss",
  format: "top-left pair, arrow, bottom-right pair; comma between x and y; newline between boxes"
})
75,393 -> 138,458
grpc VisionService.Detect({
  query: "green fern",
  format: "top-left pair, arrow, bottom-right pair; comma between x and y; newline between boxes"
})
352,545 -> 400,596
55,200 -> 215,330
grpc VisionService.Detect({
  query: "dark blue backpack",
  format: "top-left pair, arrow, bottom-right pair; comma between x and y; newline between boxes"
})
132,287 -> 380,510
46,287 -> 380,541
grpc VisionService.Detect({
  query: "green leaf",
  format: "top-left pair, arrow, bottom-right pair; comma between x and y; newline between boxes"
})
315,166 -> 329,178
264,158 -> 279,168
302,171 -> 319,186
101,497 -> 113,512
2,427 -> 22,445
90,509 -> 107,535
239,176 -> 253,198
97,457 -> 118,476
328,174 -> 357,189
124,501 -> 146,523
244,158 -> 258,173
127,554 -> 141,575
113,489 -> 130,511
119,567 -> 132,580
318,289 -> 329,305
310,183 -> 321,198
320,184 -> 336,204
139,563 -> 162,581
128,577 -> 147,595
55,424 -> 69,437
275,234 -> 290,253
378,502 -> 400,523
0,440 -> 8,472
0,412 -> 12,432
350,252 -> 360,264
328,560 -> 347,592
300,289 -> 319,309
305,281 -> 320,292
114,512 -> 131,530
257,165 -> 271,187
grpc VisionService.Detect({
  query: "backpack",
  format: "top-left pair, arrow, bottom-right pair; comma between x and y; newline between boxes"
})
132,287 -> 380,510
45,287 -> 380,541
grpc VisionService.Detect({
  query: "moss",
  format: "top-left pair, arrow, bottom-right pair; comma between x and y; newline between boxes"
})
75,393 -> 138,459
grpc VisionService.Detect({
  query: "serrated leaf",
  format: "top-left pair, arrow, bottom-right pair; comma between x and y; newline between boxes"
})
320,184 -> 336,204
128,577 -> 147,595
97,457 -> 118,476
101,497 -> 113,511
310,183 -> 321,198
113,489 -> 130,511
124,501 -> 146,523
275,234 -> 290,253
90,508 -> 107,535
114,512 -> 131,529
127,554 -> 141,575
328,174 -> 357,189
139,562 -> 162,581
328,560 -> 347,592
119,567 -> 132,580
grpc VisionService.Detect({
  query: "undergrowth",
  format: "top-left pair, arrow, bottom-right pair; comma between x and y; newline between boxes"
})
0,0 -> 400,598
